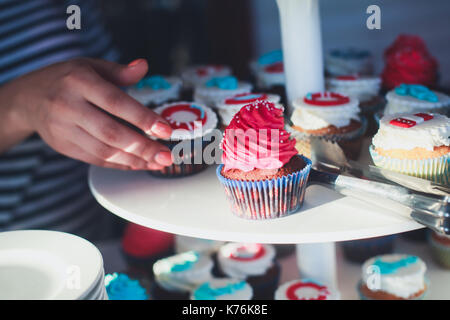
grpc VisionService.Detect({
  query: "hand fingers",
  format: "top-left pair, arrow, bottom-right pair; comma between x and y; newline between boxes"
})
85,58 -> 148,87
71,67 -> 172,139
57,140 -> 132,170
68,125 -> 167,170
72,102 -> 173,167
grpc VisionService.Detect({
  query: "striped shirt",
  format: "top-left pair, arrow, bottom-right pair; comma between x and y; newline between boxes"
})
0,0 -> 120,237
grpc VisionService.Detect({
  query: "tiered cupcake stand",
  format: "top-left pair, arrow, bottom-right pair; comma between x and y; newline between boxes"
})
89,0 -> 430,295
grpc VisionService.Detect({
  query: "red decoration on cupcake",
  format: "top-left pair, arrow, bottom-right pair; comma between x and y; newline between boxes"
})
389,112 -> 434,128
381,35 -> 438,90
336,75 -> 359,81
161,103 -> 207,131
224,93 -> 268,105
286,281 -> 330,300
196,65 -> 224,77
303,92 -> 350,106
228,244 -> 266,261
264,62 -> 284,73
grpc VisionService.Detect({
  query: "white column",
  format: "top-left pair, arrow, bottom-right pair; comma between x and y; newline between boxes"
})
296,242 -> 338,289
276,0 -> 324,114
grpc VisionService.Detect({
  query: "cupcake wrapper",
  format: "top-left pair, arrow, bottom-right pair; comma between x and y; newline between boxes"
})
148,136 -> 215,178
286,117 -> 367,161
369,146 -> 450,185
357,280 -> 428,300
428,233 -> 450,269
216,155 -> 312,220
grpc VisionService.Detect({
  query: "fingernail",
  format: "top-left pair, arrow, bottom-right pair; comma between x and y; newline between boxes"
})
148,121 -> 172,138
148,163 -> 164,171
155,151 -> 173,166
128,58 -> 145,68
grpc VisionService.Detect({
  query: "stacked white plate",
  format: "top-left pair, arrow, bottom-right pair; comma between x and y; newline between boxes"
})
0,230 -> 108,300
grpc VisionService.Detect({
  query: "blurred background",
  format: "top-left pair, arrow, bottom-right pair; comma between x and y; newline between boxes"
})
99,0 -> 450,86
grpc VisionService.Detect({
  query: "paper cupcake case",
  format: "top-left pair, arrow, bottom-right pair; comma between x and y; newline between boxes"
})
428,233 -> 450,269
369,146 -> 449,185
356,280 -> 428,300
216,156 -> 312,220
148,137 -> 215,178
286,117 -> 367,161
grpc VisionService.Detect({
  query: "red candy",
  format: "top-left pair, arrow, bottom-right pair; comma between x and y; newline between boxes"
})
336,75 -> 359,80
264,62 -> 284,73
390,113 -> 434,128
303,92 -> 350,106
161,103 -> 207,131
286,282 -> 330,300
229,244 -> 266,261
225,93 -> 268,105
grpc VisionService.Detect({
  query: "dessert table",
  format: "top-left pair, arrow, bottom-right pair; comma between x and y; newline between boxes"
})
88,0 -> 434,291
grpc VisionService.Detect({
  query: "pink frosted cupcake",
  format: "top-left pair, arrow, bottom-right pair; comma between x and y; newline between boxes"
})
217,100 -> 312,220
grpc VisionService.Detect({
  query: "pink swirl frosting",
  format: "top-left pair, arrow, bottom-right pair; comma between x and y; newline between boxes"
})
221,101 -> 298,172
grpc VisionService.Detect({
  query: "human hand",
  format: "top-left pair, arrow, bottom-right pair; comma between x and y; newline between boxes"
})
4,58 -> 173,170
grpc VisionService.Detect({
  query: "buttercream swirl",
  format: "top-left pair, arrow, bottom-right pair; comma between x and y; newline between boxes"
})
104,273 -> 148,300
291,92 -> 360,130
221,101 -> 297,172
373,113 -> 450,151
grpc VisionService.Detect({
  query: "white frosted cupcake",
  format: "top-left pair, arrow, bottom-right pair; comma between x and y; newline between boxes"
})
256,62 -> 285,89
127,75 -> 181,107
275,279 -> 339,300
384,84 -> 450,116
370,112 -> 449,184
249,49 -> 283,74
288,92 -> 366,159
175,235 -> 225,254
326,75 -> 382,112
325,48 -> 373,76
216,243 -> 280,299
191,278 -> 253,300
153,251 -> 213,299
181,65 -> 231,89
194,76 -> 252,108
216,92 -> 281,127
359,254 -> 428,300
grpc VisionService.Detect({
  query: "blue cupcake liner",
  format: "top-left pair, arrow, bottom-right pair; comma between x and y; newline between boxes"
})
216,155 -> 312,220
369,146 -> 449,185
356,279 -> 428,300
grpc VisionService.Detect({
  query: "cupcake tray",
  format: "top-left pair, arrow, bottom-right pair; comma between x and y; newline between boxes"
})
88,138 -> 423,244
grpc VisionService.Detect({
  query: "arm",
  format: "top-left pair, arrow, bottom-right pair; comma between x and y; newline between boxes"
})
0,58 -> 173,171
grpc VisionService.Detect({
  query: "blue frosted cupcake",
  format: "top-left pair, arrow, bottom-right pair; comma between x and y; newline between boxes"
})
216,243 -> 280,300
194,76 -> 252,108
152,251 -> 214,300
104,272 -> 150,300
325,48 -> 373,76
191,278 -> 253,300
127,75 -> 181,108
358,254 -> 428,300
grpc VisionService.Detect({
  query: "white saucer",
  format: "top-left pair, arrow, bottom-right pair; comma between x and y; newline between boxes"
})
0,230 -> 103,300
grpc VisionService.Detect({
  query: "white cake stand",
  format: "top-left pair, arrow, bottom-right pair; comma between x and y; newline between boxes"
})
88,0 -> 425,293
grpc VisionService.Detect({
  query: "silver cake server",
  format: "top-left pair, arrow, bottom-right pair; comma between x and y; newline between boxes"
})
310,137 -> 450,196
306,137 -> 449,235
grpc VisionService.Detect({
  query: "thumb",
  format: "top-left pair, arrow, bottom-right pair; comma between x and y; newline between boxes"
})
86,58 -> 149,87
